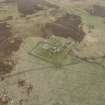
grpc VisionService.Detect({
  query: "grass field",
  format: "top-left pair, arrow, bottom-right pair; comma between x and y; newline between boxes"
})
0,0 -> 105,105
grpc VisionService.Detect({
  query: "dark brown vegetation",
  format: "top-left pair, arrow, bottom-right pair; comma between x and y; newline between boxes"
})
0,22 -> 22,76
18,79 -> 26,87
44,14 -> 85,42
87,5 -> 105,17
17,0 -> 58,16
